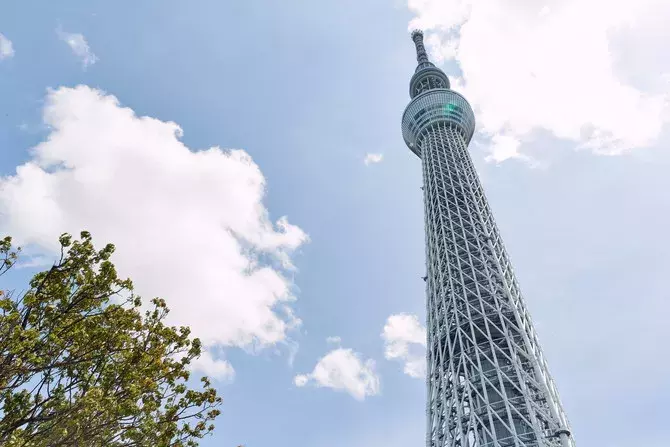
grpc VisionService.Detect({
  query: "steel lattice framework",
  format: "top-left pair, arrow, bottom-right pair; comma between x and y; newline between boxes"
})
401,31 -> 576,447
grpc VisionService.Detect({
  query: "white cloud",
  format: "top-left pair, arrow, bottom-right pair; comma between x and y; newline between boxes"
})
57,28 -> 98,68
407,0 -> 670,162
0,33 -> 14,60
363,153 -> 383,165
326,336 -> 342,344
483,134 -> 536,165
189,350 -> 235,381
381,313 -> 426,379
286,340 -> 300,367
294,348 -> 380,400
293,374 -> 309,387
0,86 -> 309,372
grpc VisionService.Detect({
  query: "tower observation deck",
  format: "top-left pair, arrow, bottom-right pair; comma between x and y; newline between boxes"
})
401,31 -> 575,447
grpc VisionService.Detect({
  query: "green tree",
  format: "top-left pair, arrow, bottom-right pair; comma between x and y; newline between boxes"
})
0,232 -> 222,446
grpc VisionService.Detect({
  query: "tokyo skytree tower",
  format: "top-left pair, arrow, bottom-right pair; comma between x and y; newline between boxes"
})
401,31 -> 576,447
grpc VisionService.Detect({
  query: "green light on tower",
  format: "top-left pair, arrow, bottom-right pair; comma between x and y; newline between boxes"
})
444,103 -> 458,114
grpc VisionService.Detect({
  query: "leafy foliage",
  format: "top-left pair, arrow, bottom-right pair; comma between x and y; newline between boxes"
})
0,232 -> 222,446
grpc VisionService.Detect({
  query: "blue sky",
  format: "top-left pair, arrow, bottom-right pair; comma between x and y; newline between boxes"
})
1,1 -> 669,446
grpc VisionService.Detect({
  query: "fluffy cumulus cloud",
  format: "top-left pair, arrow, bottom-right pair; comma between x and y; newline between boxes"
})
57,28 -> 98,68
189,350 -> 235,381
0,85 -> 308,378
363,153 -> 383,165
382,314 -> 426,379
0,33 -> 14,60
407,0 -> 670,161
294,348 -> 380,400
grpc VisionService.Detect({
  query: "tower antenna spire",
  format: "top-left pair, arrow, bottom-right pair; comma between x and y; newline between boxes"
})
411,30 -> 430,65
407,29 -> 449,98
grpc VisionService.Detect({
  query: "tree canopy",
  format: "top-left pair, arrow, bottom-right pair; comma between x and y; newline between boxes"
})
0,231 -> 222,446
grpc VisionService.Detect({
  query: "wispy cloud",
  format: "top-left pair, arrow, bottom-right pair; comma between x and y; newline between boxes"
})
57,28 -> 98,69
0,33 -> 14,60
16,255 -> 55,269
364,153 -> 383,165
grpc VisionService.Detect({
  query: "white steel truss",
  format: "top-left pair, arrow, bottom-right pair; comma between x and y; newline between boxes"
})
401,31 -> 575,447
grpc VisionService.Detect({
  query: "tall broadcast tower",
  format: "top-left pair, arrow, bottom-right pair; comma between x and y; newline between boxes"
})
401,31 -> 575,447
